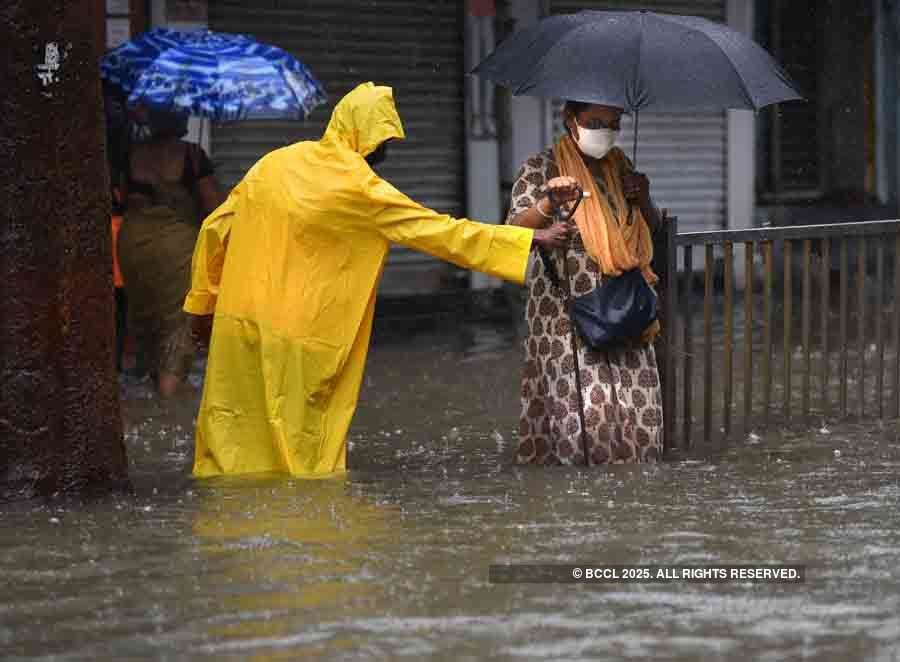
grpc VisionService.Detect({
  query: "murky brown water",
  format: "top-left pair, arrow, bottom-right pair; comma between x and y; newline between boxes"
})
4,322 -> 900,661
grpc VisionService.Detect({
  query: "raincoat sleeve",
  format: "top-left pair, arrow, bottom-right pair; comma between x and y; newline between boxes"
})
366,175 -> 534,284
183,202 -> 233,316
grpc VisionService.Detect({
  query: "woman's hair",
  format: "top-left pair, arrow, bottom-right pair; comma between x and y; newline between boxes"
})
147,107 -> 190,139
563,100 -> 592,118
129,105 -> 190,142
562,101 -> 591,136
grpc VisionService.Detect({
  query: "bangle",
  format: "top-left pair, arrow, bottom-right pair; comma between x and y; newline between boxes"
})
535,198 -> 554,220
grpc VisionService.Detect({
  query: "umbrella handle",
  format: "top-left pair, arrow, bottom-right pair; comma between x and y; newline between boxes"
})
559,187 -> 585,221
545,183 -> 585,221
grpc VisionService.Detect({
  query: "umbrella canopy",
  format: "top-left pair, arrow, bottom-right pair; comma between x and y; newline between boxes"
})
473,10 -> 802,113
100,28 -> 326,122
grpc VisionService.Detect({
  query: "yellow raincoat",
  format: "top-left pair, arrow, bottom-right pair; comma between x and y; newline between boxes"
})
184,82 -> 534,478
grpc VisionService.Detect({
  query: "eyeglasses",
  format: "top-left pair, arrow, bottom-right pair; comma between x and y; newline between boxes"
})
577,118 -> 621,131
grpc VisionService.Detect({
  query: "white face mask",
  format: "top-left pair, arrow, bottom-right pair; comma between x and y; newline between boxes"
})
573,121 -> 619,159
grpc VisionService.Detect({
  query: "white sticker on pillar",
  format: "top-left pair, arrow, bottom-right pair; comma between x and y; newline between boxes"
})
35,42 -> 71,96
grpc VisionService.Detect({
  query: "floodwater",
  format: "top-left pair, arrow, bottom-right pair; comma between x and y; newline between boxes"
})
4,321 -> 900,661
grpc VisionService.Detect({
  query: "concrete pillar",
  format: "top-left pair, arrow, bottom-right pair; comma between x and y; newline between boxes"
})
727,0 -> 756,288
819,0 -> 874,199
497,0 -> 548,335
505,0 -> 550,184
1,0 -> 128,499
465,0 -> 503,290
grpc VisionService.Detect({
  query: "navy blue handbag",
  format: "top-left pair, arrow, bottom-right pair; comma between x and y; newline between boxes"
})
568,267 -> 657,349
539,246 -> 657,349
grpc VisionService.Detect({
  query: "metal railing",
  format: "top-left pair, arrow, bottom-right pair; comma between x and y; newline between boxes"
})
657,218 -> 900,455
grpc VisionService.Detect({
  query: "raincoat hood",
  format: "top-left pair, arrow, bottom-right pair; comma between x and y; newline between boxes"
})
322,82 -> 406,157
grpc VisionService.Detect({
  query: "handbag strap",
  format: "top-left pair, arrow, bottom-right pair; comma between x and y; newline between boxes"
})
561,246 -> 592,467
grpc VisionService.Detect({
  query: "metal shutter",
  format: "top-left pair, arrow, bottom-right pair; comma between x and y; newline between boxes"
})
209,0 -> 465,295
548,0 -> 728,232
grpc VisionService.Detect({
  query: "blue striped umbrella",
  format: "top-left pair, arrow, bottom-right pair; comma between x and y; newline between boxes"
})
100,28 -> 326,122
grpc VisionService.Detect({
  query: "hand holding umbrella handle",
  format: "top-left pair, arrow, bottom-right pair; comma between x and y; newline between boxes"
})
542,183 -> 588,221
533,184 -> 591,291
558,188 -> 588,221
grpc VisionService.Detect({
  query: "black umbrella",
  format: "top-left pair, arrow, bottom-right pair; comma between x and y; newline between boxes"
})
473,10 -> 803,165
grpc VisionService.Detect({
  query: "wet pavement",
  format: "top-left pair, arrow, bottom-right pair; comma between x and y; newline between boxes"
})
3,321 -> 900,661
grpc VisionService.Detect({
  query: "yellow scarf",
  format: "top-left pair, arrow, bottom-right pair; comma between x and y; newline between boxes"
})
552,134 -> 660,344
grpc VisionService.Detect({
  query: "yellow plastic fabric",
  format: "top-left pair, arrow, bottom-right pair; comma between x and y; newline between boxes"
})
184,82 -> 534,478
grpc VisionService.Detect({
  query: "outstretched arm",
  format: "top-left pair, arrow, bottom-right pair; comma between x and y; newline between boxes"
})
367,176 -> 569,284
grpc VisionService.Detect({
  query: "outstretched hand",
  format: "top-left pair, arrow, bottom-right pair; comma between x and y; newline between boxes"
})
533,222 -> 573,250
622,171 -> 650,204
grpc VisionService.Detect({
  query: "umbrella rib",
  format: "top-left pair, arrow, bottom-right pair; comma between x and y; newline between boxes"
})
511,22 -> 594,99
665,18 -> 757,110
631,11 -> 645,112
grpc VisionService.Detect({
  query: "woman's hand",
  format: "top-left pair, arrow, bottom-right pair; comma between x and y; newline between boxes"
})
545,176 -> 581,203
540,176 -> 582,216
509,176 -> 583,229
191,314 -> 214,349
533,223 -> 573,250
622,172 -> 650,204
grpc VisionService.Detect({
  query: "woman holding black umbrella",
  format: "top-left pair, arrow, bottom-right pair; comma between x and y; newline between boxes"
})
478,9 -> 801,464
508,101 -> 664,465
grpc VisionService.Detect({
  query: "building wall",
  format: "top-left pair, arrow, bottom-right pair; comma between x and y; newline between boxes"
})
875,0 -> 898,205
94,0 -> 149,54
755,0 -> 891,227
819,0 -> 875,202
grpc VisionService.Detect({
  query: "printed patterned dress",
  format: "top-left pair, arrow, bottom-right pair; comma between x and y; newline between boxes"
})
508,149 -> 663,465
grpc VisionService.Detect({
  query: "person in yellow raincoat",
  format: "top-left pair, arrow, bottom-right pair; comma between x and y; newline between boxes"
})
183,82 -> 573,478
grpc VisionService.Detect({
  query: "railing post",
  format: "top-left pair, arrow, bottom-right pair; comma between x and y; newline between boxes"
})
683,244 -> 694,451
704,244 -> 714,443
723,242 -> 734,438
664,217 -> 677,457
763,241 -> 773,430
656,216 -> 678,458
894,233 -> 900,418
